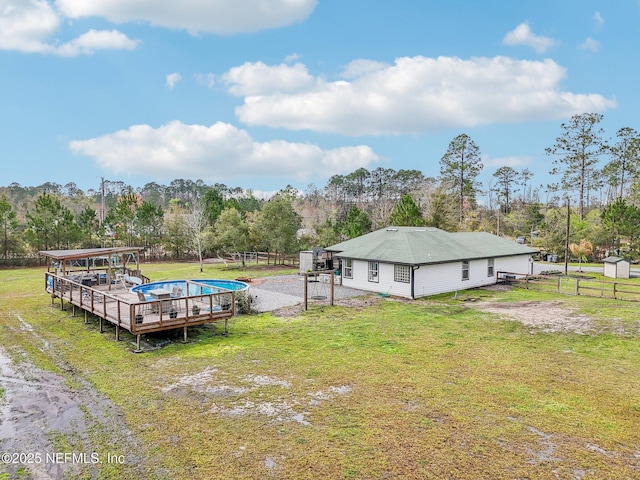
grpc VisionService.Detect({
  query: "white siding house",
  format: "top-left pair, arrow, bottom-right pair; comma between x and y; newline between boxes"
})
327,227 -> 537,299
341,260 -> 413,297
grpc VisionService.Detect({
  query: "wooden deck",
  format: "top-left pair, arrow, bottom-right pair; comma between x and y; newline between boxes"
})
45,273 -> 236,350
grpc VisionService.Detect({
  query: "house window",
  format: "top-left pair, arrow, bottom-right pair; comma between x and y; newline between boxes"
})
394,264 -> 410,283
462,260 -> 470,281
343,259 -> 353,279
368,261 -> 379,282
487,258 -> 494,277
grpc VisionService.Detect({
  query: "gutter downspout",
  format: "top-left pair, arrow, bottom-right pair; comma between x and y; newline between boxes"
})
411,265 -> 420,299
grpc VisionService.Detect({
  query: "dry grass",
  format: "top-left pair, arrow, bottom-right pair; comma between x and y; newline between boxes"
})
1,264 -> 640,479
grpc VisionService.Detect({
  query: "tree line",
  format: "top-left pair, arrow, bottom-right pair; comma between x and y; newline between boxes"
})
1,112 -> 639,266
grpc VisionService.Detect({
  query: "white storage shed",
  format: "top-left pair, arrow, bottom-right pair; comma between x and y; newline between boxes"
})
603,256 -> 630,279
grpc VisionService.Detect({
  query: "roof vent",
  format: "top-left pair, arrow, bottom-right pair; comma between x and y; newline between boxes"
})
385,228 -> 399,232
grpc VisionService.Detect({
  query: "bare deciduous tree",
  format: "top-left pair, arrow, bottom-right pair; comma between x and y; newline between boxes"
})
184,199 -> 208,272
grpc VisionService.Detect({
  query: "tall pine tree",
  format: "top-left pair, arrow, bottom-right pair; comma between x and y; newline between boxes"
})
439,133 -> 483,226
389,194 -> 424,226
546,113 -> 606,220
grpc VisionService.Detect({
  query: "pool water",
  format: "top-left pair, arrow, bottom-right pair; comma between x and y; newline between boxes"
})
131,279 -> 249,297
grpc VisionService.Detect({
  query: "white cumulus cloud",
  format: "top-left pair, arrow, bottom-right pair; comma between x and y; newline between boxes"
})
503,22 -> 556,53
0,0 -> 137,56
580,37 -> 601,53
340,59 -> 389,79
56,29 -> 137,56
593,12 -> 604,30
0,0 -> 59,53
194,73 -> 216,89
222,61 -> 315,96
68,121 -> 380,182
55,0 -> 318,35
284,52 -> 302,63
166,72 -> 182,89
227,56 -> 617,136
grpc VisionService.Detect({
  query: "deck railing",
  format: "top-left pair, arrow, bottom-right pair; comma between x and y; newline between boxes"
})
45,273 -> 236,335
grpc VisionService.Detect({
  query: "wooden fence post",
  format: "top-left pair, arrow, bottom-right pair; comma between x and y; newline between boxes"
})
330,271 -> 335,306
303,274 -> 308,311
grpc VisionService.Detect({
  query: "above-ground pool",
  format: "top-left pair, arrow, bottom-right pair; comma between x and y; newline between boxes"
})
132,279 -> 249,298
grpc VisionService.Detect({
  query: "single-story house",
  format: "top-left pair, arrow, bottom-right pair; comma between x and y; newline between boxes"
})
602,256 -> 630,279
325,227 -> 538,299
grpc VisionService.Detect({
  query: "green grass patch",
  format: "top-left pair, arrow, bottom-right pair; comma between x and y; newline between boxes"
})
1,263 -> 640,478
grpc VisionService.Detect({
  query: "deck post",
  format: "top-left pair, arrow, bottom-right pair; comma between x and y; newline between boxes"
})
183,326 -> 188,342
135,334 -> 142,353
224,318 -> 229,335
84,309 -> 88,324
115,325 -> 120,341
99,317 -> 103,333
72,304 -> 76,317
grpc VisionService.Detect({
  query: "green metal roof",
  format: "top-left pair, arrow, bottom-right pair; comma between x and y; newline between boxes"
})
326,227 -> 537,265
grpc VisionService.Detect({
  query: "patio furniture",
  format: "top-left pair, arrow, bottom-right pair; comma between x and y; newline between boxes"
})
171,287 -> 183,311
149,288 -> 173,314
119,273 -> 143,289
136,291 -> 151,313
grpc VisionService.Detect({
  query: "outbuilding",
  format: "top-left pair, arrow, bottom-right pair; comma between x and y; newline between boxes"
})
326,227 -> 537,299
602,256 -> 631,279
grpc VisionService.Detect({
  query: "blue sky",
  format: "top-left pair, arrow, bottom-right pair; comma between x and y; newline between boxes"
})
1,1 -> 637,198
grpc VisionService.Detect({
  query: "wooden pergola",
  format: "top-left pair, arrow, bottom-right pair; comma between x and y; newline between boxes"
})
39,246 -> 145,289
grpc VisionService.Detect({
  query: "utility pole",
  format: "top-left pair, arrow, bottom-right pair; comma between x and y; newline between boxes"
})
564,197 -> 570,275
100,177 -> 105,226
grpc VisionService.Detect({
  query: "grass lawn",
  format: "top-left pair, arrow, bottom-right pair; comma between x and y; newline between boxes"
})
1,262 -> 639,479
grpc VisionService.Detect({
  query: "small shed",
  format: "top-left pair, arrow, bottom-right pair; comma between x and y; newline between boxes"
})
299,250 -> 314,274
299,248 -> 333,274
603,256 -> 630,279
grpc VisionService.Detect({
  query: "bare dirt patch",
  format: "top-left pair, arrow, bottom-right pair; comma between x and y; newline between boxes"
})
159,368 -> 352,426
270,295 -> 381,318
0,315 -> 156,479
0,346 -> 151,480
472,300 -> 594,334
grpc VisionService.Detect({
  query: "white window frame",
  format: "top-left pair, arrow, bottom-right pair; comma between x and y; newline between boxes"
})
394,264 -> 411,283
462,260 -> 470,281
487,258 -> 494,277
343,259 -> 353,279
368,261 -> 379,283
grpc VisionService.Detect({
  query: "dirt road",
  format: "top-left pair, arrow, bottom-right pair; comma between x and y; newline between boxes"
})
0,340 -> 151,479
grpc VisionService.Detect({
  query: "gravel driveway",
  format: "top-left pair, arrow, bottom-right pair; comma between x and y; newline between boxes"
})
248,274 -> 368,312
